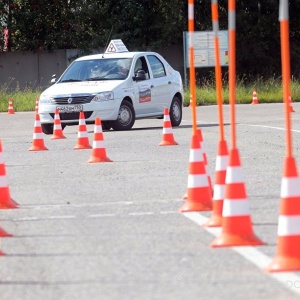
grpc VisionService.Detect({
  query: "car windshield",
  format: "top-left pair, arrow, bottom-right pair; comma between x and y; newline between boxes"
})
59,58 -> 132,82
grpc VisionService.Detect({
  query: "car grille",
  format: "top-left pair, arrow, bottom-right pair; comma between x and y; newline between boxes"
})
50,111 -> 93,120
52,95 -> 94,105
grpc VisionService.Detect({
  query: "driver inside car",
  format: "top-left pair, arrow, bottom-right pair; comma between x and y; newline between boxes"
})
117,61 -> 130,77
90,65 -> 101,78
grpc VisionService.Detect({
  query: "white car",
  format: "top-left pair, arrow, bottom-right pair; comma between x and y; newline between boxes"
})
38,40 -> 184,134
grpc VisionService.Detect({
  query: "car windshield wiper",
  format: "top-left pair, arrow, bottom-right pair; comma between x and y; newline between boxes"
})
60,79 -> 82,83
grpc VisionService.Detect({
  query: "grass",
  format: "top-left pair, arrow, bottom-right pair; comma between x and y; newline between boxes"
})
0,79 -> 40,112
183,75 -> 300,106
1,76 -> 300,112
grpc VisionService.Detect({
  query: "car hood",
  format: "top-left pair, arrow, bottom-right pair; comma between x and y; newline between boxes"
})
41,80 -> 124,96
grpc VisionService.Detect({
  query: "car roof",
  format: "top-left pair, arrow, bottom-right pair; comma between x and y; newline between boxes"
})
75,51 -> 159,61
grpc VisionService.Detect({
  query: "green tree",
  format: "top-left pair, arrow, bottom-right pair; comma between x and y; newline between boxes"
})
2,0 -> 300,79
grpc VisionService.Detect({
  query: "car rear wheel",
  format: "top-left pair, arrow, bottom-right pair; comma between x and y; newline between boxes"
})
111,100 -> 135,131
169,96 -> 182,127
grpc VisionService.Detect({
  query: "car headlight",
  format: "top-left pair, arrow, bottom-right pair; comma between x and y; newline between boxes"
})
39,95 -> 54,104
92,92 -> 114,102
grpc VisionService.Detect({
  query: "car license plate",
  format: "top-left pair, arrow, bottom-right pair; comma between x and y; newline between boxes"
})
57,105 -> 83,113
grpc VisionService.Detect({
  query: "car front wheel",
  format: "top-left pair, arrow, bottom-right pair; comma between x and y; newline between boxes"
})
169,96 -> 182,127
111,100 -> 135,131
41,123 -> 53,135
41,123 -> 66,135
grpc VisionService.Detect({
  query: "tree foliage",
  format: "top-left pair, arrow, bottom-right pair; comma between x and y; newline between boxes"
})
1,0 -> 300,78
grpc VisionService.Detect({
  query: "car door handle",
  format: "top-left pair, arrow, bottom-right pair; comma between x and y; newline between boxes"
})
151,85 -> 154,88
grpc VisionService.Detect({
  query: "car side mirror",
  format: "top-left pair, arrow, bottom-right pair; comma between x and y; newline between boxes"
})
133,70 -> 147,81
50,74 -> 56,84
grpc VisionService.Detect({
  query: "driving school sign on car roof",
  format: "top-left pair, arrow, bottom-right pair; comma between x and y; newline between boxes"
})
105,40 -> 129,53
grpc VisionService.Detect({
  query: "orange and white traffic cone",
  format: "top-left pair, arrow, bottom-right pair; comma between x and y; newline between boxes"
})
35,97 -> 39,113
251,89 -> 259,105
210,148 -> 264,247
288,95 -> 295,112
159,108 -> 178,146
88,117 -> 112,163
28,113 -> 48,151
8,98 -> 15,114
266,156 -> 300,272
197,128 -> 213,195
204,139 -> 229,227
0,139 -> 18,210
51,108 -> 66,139
74,111 -> 92,150
182,128 -> 212,200
179,134 -> 212,212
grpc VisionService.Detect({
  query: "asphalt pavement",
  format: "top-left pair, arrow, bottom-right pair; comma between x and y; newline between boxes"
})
0,103 -> 300,300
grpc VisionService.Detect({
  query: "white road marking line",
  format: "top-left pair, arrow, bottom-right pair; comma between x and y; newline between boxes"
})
22,199 -> 182,210
14,217 -> 38,221
128,212 -> 154,216
89,214 -> 115,218
48,215 -> 76,219
160,211 -> 178,214
183,212 -> 300,296
25,201 -> 134,209
239,123 -> 300,133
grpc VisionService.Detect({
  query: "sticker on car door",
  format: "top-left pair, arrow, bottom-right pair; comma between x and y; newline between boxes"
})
139,84 -> 151,103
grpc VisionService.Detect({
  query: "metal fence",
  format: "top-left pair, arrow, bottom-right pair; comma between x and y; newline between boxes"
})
0,46 -> 184,91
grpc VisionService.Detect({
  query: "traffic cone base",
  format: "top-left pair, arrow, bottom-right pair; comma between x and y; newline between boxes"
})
159,139 -> 178,146
88,156 -> 112,163
29,142 -> 48,151
0,186 -> 18,209
74,143 -> 92,150
0,226 -> 12,237
211,215 -> 264,247
289,105 -> 295,112
180,181 -> 213,211
0,196 -> 18,209
266,241 -> 300,272
211,231 -> 264,247
179,199 -> 212,212
203,200 -> 223,227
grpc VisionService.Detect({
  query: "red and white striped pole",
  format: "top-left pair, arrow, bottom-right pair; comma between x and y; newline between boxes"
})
205,0 -> 229,227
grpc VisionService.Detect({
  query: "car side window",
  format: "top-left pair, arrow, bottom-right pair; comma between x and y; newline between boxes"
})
147,55 -> 166,78
134,57 -> 150,79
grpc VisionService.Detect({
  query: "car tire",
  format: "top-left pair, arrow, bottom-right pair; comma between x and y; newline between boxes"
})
111,100 -> 135,131
41,123 -> 54,135
102,121 -> 112,131
169,96 -> 182,127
